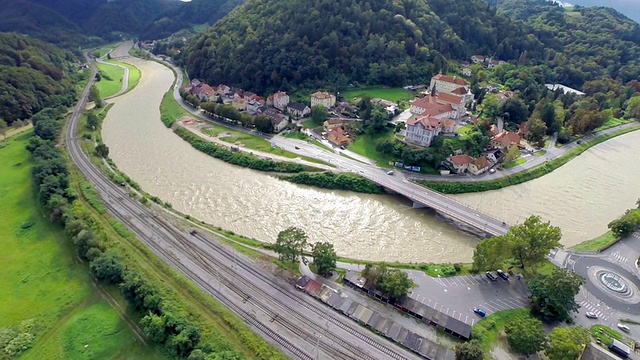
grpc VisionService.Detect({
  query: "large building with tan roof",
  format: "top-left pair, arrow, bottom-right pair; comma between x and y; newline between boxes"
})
405,115 -> 447,147
429,74 -> 469,95
310,91 -> 336,109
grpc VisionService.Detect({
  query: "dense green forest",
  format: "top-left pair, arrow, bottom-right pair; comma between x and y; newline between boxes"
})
0,33 -> 78,125
0,0 -> 180,46
140,0 -> 245,40
183,0 -> 640,94
183,0 -> 541,94
485,0 -> 640,87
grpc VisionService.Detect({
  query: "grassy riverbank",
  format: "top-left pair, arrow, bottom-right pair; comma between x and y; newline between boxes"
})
106,59 -> 141,93
96,62 -> 124,98
0,134 -> 160,359
419,124 -> 640,194
572,231 -> 618,252
282,171 -> 383,193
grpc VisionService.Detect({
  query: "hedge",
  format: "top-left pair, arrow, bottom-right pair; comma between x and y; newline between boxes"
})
283,172 -> 383,194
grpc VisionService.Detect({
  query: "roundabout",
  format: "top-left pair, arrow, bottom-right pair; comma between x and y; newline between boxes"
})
574,257 -> 640,312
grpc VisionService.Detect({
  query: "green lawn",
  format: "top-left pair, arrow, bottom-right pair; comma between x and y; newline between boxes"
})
302,119 -> 318,129
597,117 -> 632,131
106,60 -> 141,93
472,309 -> 531,353
160,87 -> 190,126
502,157 -> 526,169
342,86 -> 414,102
572,231 -> 618,251
94,43 -> 118,58
456,124 -> 475,137
0,134 -> 158,359
590,325 -> 626,348
348,129 -> 395,167
96,62 -> 124,98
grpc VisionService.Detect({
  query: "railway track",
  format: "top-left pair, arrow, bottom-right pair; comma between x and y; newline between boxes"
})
65,58 -> 420,360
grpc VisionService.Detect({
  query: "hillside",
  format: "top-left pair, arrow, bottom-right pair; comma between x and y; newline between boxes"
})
0,33 -> 78,124
485,0 -> 640,88
140,0 -> 245,40
0,0 -> 180,46
565,0 -> 640,24
184,0 -> 539,94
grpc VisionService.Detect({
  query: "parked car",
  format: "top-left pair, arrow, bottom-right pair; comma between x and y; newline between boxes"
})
496,269 -> 510,280
617,323 -> 630,332
294,146 -> 300,150
340,146 -> 345,150
473,308 -> 487,317
387,171 -> 394,175
485,271 -> 498,281
585,312 -> 598,319
488,168 -> 496,174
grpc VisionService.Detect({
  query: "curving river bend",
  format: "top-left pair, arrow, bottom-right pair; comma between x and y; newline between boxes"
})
102,56 -> 640,263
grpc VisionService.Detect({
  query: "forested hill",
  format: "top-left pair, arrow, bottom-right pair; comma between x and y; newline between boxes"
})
0,0 -> 180,46
183,0 -> 542,94
484,0 -> 640,87
140,0 -> 245,40
0,33 -> 77,125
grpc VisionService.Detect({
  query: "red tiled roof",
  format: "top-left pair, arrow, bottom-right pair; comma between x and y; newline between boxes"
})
450,154 -> 473,166
433,74 -> 469,86
472,156 -> 491,169
435,92 -> 463,105
327,126 -> 350,145
491,131 -> 521,147
311,91 -> 333,99
411,97 -> 455,117
451,87 -> 468,95
407,115 -> 441,130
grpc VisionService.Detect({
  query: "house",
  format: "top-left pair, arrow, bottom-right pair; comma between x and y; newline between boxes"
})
469,156 -> 491,175
310,91 -> 336,109
243,91 -> 257,101
451,86 -> 474,107
471,55 -> 486,64
194,84 -> 215,102
273,91 -> 290,110
489,124 -> 500,137
495,91 -> 514,104
232,97 -> 247,111
246,100 -> 265,115
263,108 -> 288,132
405,116 -> 443,147
410,94 -> 460,119
327,126 -> 350,146
486,149 -> 503,164
449,154 -> 473,173
545,83 -> 586,97
287,102 -> 311,118
266,95 -> 274,107
429,74 -> 469,95
491,131 -> 521,149
323,118 -> 343,132
517,121 -> 529,137
335,102 -> 356,116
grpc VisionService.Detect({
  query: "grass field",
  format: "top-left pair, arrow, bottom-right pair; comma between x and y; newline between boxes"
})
0,134 -> 160,359
572,231 -> 618,251
96,62 -> 124,98
502,157 -> 526,169
456,124 -> 475,137
160,87 -> 190,127
472,309 -> 530,353
348,129 -> 395,167
342,86 -> 414,103
106,60 -> 141,93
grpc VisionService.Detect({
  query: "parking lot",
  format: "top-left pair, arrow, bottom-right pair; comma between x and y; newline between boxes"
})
405,270 -> 531,326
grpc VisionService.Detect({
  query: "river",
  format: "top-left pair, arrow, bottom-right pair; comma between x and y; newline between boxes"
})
454,132 -> 640,246
101,57 -> 479,263
102,56 -> 640,262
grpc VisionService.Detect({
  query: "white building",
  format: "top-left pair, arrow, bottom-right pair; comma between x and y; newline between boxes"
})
273,91 -> 290,110
405,116 -> 443,147
429,74 -> 469,95
310,91 -> 336,109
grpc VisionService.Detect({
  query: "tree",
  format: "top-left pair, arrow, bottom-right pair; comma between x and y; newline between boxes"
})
525,118 -> 547,148
500,98 -> 530,124
254,115 -> 273,133
545,326 -> 589,360
504,316 -> 547,355
377,269 -> 415,301
608,209 -> 640,239
311,105 -> 328,126
481,93 -> 500,119
141,312 -> 168,343
473,235 -> 510,271
88,85 -> 102,108
361,264 -> 386,287
625,96 -> 640,120
454,339 -> 484,360
312,241 -> 337,276
504,145 -> 520,163
90,251 -> 126,285
273,227 -> 308,263
528,268 -> 584,322
506,215 -> 562,270
86,113 -> 99,131
0,119 -> 7,139
95,143 -> 110,158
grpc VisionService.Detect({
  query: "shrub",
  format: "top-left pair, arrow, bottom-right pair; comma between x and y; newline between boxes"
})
440,265 -> 457,276
90,251 -> 126,285
283,171 -> 382,193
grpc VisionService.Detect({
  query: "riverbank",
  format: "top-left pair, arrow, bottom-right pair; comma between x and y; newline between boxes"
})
281,171 -> 383,194
418,123 -> 640,194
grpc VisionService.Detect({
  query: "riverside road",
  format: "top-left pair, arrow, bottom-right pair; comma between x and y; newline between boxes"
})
68,44 -> 422,360
161,56 -> 510,238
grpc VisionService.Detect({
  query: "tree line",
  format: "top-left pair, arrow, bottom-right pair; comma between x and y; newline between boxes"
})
183,93 -> 275,134
27,107 -> 244,359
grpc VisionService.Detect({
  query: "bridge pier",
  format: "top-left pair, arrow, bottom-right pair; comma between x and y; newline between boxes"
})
412,202 -> 428,209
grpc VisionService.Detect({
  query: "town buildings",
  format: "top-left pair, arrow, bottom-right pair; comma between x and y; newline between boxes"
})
311,91 -> 336,109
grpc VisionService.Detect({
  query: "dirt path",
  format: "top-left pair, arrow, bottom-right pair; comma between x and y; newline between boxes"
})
4,123 -> 33,139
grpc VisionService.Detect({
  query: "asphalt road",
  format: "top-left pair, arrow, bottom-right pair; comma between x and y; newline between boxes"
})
71,52 -> 423,360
